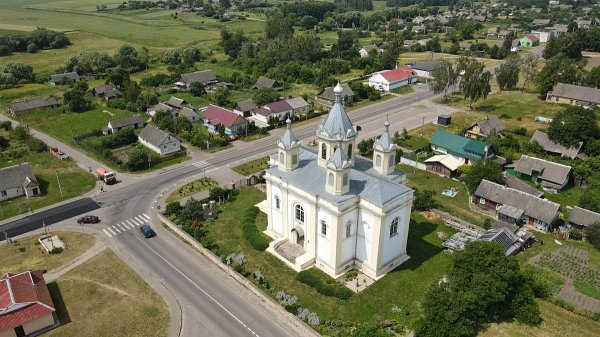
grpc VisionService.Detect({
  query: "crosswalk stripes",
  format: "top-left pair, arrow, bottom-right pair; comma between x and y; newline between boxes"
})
102,214 -> 153,238
191,160 -> 217,172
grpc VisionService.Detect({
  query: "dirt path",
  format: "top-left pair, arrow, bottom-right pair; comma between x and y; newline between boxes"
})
558,278 -> 600,313
44,240 -> 107,283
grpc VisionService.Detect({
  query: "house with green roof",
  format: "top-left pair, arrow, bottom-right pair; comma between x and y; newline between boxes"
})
429,130 -> 494,165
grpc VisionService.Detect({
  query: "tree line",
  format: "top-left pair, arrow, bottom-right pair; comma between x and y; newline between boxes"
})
0,27 -> 70,56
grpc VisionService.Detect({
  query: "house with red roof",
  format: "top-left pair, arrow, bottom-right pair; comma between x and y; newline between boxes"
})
368,66 -> 417,92
201,105 -> 248,136
519,34 -> 539,47
0,271 -> 57,337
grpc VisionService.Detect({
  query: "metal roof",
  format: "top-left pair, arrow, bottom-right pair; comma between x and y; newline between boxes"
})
373,120 -> 397,152
277,119 -> 300,150
316,83 -> 357,142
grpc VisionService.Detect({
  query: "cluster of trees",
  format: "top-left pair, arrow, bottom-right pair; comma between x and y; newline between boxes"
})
463,160 -> 504,194
429,56 -> 492,108
416,242 -> 542,337
0,28 -> 69,56
0,125 -> 48,157
152,110 -> 193,135
333,0 -> 373,11
61,44 -> 148,75
161,46 -> 204,67
77,128 -> 145,170
386,0 -> 452,6
115,0 -> 183,10
63,81 -> 93,112
0,62 -> 35,88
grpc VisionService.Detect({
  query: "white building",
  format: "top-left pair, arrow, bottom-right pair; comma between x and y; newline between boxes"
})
258,84 -> 414,280
138,124 -> 181,156
368,66 -> 417,92
0,163 -> 40,201
531,29 -> 555,43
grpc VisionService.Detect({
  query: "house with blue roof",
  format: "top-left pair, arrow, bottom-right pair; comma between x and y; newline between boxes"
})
257,83 -> 414,281
429,130 -> 495,165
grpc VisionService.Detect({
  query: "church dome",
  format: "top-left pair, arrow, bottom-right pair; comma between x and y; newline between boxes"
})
373,120 -> 397,152
278,119 -> 300,149
327,142 -> 352,170
316,83 -> 357,141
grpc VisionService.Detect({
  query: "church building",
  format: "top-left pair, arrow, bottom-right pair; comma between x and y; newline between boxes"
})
257,83 -> 414,280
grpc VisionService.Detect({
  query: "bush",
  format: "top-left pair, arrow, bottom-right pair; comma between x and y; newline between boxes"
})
49,247 -> 64,254
587,222 -> 600,250
521,265 -> 564,298
297,269 -> 353,300
241,206 -> 269,251
413,189 -> 436,211
165,201 -> 183,216
570,228 -> 583,240
0,121 -> 12,131
26,137 -> 48,152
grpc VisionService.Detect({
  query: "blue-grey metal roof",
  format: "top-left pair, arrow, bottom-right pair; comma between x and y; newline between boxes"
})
266,148 -> 412,207
327,145 -> 352,170
316,83 -> 357,141
373,120 -> 397,152
278,119 -> 300,149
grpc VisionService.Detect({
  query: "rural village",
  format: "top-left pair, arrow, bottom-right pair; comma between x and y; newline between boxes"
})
2,0 -> 600,336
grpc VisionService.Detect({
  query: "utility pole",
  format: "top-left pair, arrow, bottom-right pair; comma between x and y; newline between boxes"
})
55,170 -> 64,200
148,156 -> 151,170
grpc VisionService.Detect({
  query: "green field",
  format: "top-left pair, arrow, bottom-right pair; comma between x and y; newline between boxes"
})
232,156 -> 269,176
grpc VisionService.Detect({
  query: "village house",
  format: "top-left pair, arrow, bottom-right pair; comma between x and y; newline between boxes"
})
104,116 -> 144,135
424,154 -> 463,178
315,83 -> 355,107
358,44 -> 383,58
179,107 -> 200,123
403,40 -> 415,48
546,82 -> 600,109
530,130 -> 586,159
497,30 -> 511,39
410,61 -> 442,79
202,105 -> 248,136
575,19 -> 592,29
0,163 -> 40,201
138,124 -> 181,156
8,97 -> 58,117
257,84 -> 414,280
504,174 -> 544,197
233,99 -> 257,117
252,76 -> 283,91
465,115 -> 505,139
568,207 -> 600,230
0,270 -> 58,337
176,70 -> 218,90
531,29 -> 556,43
510,39 -> 521,52
166,96 -> 186,109
368,66 -> 417,92
487,26 -> 500,36
147,102 -> 175,117
92,84 -> 122,100
459,42 -> 472,50
285,97 -> 310,116
411,25 -> 425,34
429,130 -> 496,165
249,107 -> 275,128
512,155 -> 571,193
532,19 -> 551,26
519,34 -> 539,47
474,179 -> 560,232
49,72 -> 80,86
478,228 -> 523,256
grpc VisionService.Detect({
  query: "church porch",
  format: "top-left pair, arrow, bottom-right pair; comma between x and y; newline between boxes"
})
266,238 -> 315,272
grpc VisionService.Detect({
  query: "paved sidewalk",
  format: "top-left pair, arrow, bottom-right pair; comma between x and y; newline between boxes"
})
43,239 -> 107,283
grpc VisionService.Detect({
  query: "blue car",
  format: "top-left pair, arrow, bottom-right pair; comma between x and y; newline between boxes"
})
140,224 -> 156,238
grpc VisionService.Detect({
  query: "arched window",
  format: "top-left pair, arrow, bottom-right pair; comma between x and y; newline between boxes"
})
321,220 -> 327,236
279,152 -> 285,164
275,196 -> 280,209
376,154 -> 382,166
321,143 -> 327,160
347,144 -> 353,159
295,204 -> 305,223
389,154 -> 395,167
328,172 -> 334,186
343,173 -> 349,186
345,222 -> 351,238
390,217 -> 399,237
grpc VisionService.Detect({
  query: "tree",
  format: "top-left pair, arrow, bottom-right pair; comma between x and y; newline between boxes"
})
153,110 -> 175,132
26,42 -> 38,53
585,66 -> 600,89
126,148 -> 155,171
189,82 -> 205,97
123,80 -> 141,104
213,87 -> 231,107
63,81 -> 92,112
429,60 -> 458,103
181,46 -> 202,66
542,32 -> 584,60
105,67 -> 130,88
536,54 -> 584,95
413,189 -> 437,211
136,90 -> 158,112
495,54 -> 520,91
0,136 -> 10,151
113,44 -> 141,71
9,125 -> 30,142
579,190 -> 600,213
465,160 -> 504,194
2,62 -> 35,82
301,16 -> 318,30
221,29 -> 247,59
265,13 -> 294,40
587,223 -> 600,250
520,54 -> 539,91
460,58 -> 492,110
548,106 -> 599,147
162,49 -> 181,65
332,30 -> 358,60
174,116 -> 193,133
252,88 -> 280,106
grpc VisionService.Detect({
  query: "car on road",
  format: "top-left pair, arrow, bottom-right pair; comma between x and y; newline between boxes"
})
140,224 -> 156,238
77,215 -> 100,224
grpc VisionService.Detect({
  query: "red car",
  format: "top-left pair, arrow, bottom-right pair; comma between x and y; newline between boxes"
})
77,215 -> 100,224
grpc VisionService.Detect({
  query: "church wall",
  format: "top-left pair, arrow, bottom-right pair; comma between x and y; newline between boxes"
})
339,210 -> 358,266
380,205 -> 410,268
316,209 -> 333,267
355,210 -> 375,265
270,183 -> 284,236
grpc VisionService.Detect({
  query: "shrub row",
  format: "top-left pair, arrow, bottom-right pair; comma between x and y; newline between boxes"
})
297,269 -> 353,300
241,206 -> 269,251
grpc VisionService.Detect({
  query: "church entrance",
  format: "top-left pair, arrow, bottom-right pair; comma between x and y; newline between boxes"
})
291,226 -> 304,247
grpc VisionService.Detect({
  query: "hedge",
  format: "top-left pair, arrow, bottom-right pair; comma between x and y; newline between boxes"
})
297,269 -> 353,300
241,206 -> 270,251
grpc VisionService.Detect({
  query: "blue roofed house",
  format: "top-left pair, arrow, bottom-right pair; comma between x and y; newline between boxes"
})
429,130 -> 497,165
257,83 -> 414,281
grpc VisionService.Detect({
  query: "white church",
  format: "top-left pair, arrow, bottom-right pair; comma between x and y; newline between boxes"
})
257,83 -> 414,280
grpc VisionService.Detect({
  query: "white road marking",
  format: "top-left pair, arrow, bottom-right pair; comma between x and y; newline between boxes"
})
102,229 -> 112,237
122,222 -> 131,229
107,227 -> 116,235
135,238 -> 260,337
126,219 -> 135,227
117,223 -> 126,231
112,225 -> 121,234
130,218 -> 140,226
133,217 -> 144,225
142,213 -> 150,219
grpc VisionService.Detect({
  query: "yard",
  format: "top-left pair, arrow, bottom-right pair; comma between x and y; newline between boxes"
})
45,250 -> 169,337
202,188 -> 456,334
165,177 -> 218,203
232,156 -> 269,176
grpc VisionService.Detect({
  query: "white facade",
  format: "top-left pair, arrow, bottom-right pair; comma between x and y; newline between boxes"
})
259,84 -> 414,280
139,135 -> 181,156
531,30 -> 555,43
368,69 -> 416,92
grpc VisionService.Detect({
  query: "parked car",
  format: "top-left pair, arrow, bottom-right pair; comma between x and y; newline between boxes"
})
140,224 -> 156,238
77,215 -> 100,224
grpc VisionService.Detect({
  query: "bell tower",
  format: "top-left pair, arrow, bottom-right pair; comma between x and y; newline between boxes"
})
277,119 -> 300,171
373,120 -> 397,175
326,140 -> 352,195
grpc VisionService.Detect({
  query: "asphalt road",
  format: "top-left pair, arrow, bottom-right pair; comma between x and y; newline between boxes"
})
0,85 -> 447,337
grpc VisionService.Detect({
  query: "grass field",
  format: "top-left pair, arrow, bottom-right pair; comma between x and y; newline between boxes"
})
232,156 -> 269,176
45,249 -> 169,337
204,188 -> 456,332
165,177 -> 217,203
0,231 -> 95,275
0,152 -> 96,220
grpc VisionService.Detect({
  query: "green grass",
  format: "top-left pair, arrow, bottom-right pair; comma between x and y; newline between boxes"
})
0,152 -> 96,220
204,188 -> 456,332
165,177 -> 218,203
135,154 -> 191,173
0,231 -> 95,275
574,280 -> 600,301
391,86 -> 415,95
238,132 -> 269,142
232,156 -> 269,176
398,163 -> 487,226
396,135 -> 430,151
45,250 -> 169,337
545,186 -> 585,214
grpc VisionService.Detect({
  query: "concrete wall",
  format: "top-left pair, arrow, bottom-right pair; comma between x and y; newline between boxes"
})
23,313 -> 55,335
0,329 -> 16,337
0,186 -> 25,201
